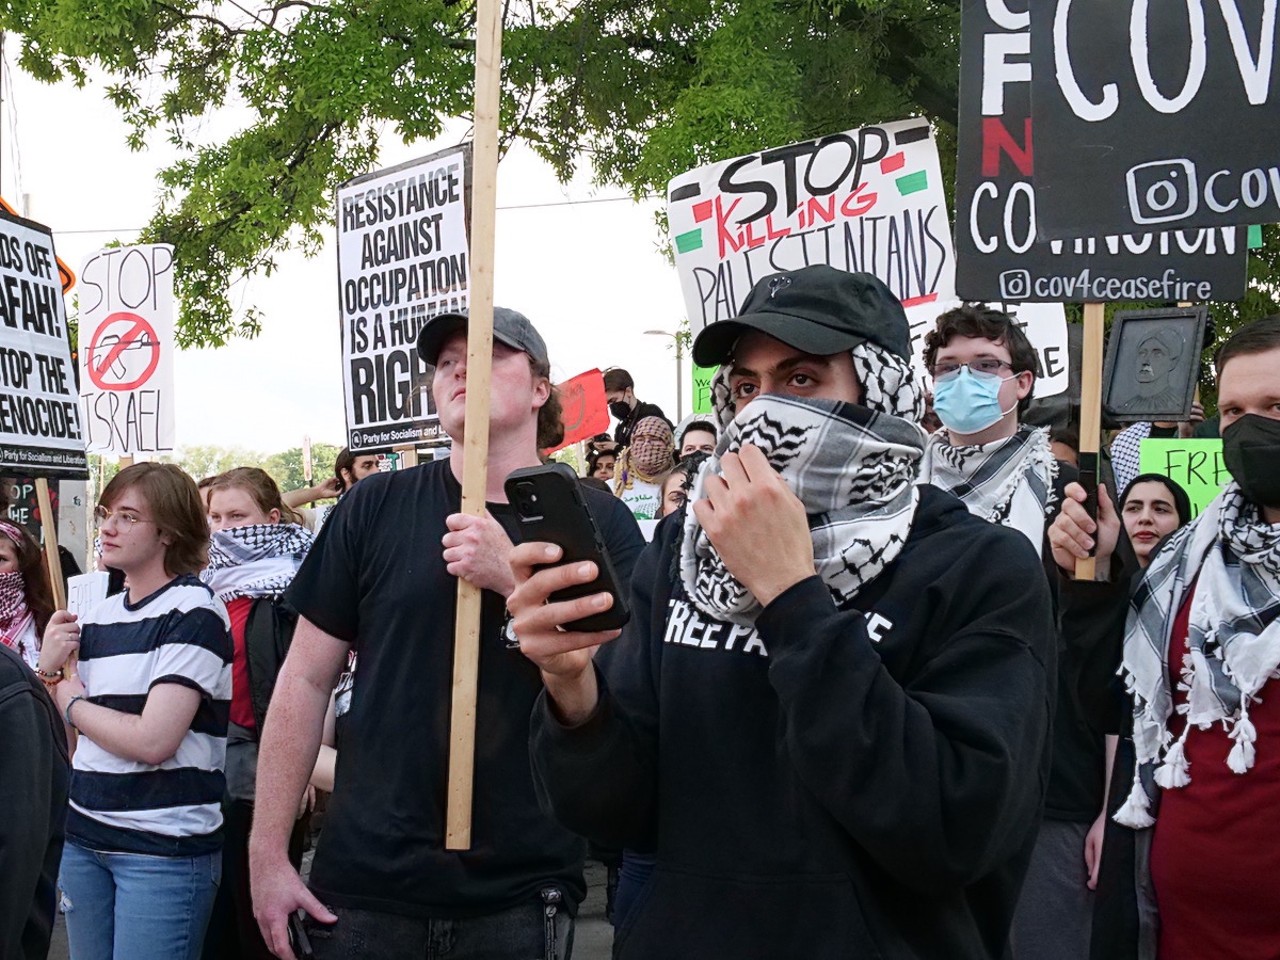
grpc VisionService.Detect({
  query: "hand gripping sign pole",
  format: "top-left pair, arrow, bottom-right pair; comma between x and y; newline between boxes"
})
1074,303 -> 1105,581
445,0 -> 502,850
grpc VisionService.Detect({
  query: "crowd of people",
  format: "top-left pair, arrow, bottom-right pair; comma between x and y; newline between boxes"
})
2,265 -> 1279,960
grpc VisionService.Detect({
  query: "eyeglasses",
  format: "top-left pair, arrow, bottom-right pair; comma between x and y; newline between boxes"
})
928,359 -> 1014,381
93,505 -> 155,529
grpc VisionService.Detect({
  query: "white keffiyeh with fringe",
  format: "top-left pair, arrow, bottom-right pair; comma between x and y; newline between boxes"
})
202,523 -> 314,603
918,424 -> 1058,556
680,341 -> 926,626
1114,484 -> 1280,829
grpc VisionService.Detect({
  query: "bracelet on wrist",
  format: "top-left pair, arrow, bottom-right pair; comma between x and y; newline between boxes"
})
35,666 -> 62,680
65,695 -> 86,729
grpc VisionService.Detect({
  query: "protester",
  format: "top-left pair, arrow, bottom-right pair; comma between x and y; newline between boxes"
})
675,419 -> 717,457
603,367 -> 670,447
584,445 -> 618,483
0,519 -> 56,672
332,448 -> 379,494
38,462 -> 231,960
1049,317 -> 1280,960
202,467 -> 316,960
915,305 -> 1101,960
512,265 -> 1055,958
610,415 -> 675,522
0,634 -> 69,959
250,307 -> 645,960
659,452 -> 708,519
1050,423 -> 1080,467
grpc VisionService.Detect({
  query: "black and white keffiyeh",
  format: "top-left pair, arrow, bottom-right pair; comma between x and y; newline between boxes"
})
203,523 -> 314,603
1115,484 -> 1280,828
1109,421 -> 1153,498
681,341 -> 927,626
918,424 -> 1058,555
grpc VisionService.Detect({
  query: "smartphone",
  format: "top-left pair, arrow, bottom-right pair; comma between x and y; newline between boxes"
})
287,910 -> 314,960
505,463 -> 631,632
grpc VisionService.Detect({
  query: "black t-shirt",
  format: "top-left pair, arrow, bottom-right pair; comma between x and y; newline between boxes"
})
287,460 -> 645,918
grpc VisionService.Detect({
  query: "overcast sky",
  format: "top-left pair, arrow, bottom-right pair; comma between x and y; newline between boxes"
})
3,59 -> 689,455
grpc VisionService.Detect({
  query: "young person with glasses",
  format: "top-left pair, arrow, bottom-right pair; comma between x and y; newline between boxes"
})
37,463 -> 232,960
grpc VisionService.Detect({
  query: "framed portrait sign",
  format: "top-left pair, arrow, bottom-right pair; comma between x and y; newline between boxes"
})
1102,306 -> 1209,424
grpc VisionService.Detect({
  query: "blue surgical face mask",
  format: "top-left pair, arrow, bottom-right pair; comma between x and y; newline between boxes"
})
932,366 -> 1016,436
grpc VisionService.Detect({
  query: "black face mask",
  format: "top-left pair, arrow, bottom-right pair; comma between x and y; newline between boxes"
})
609,400 -> 632,421
1222,413 -> 1280,508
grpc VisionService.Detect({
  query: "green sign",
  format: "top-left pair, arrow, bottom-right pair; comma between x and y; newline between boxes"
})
692,362 -> 718,415
1138,439 -> 1232,517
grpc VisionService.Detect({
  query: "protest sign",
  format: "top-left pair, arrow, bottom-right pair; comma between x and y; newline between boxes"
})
546,368 -> 609,454
0,197 -> 75,294
955,0 -> 1248,301
0,209 -> 87,480
66,572 -> 110,620
78,245 -> 176,456
1139,438 -> 1231,516
691,362 -> 717,415
6,476 -> 57,533
338,145 -> 472,453
1030,0 -> 1280,238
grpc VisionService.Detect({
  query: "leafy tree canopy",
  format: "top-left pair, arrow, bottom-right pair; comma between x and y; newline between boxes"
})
1,0 -> 1273,361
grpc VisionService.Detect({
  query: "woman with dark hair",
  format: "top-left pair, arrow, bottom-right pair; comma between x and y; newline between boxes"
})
202,467 -> 315,960
0,520 -> 56,673
39,463 -> 232,960
1118,474 -> 1192,569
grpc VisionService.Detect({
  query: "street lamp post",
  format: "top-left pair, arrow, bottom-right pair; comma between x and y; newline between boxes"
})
644,328 -> 684,421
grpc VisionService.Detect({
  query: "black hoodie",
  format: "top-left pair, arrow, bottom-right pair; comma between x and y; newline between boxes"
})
531,486 -> 1055,959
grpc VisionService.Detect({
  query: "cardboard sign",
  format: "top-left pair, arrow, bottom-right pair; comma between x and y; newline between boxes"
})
66,571 -> 110,620
78,245 -> 176,456
1139,438 -> 1231,517
0,209 -> 88,480
546,369 -> 609,453
955,0 -> 1248,301
668,119 -> 956,357
1030,0 -> 1280,238
338,145 -> 472,452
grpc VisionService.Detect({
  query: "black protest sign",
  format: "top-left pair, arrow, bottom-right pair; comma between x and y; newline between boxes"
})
1030,0 -> 1280,239
955,0 -> 1248,302
338,144 -> 472,452
0,210 -> 89,480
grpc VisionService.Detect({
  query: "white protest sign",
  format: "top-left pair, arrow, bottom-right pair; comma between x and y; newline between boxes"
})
337,145 -> 472,452
78,245 -> 176,456
0,209 -> 88,479
667,118 -> 1067,396
66,571 -> 110,620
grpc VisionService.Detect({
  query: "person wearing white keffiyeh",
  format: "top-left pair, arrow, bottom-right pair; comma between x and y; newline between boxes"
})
1048,317 -> 1280,960
514,265 -> 1057,959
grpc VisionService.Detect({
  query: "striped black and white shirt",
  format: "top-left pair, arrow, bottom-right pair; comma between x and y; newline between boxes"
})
67,574 -> 232,857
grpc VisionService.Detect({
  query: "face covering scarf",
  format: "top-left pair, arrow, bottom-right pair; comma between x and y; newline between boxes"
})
203,522 -> 315,603
918,424 -> 1058,555
0,523 -> 35,664
614,416 -> 675,493
1115,483 -> 1280,828
680,342 -> 926,626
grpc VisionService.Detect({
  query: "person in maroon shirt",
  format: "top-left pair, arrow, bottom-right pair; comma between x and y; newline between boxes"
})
1050,316 -> 1280,960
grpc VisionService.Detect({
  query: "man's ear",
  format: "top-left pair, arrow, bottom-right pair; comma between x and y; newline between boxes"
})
1016,370 -> 1034,401
533,377 -> 551,409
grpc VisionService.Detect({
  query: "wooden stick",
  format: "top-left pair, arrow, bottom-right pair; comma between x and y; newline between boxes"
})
35,478 -> 66,610
1074,303 -> 1106,581
445,0 -> 503,851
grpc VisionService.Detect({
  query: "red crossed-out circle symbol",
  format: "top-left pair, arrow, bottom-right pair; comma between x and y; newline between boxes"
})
87,312 -> 161,392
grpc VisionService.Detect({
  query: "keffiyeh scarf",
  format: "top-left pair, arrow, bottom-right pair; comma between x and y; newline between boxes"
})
1109,421 -> 1154,497
918,424 -> 1058,555
0,521 -> 36,666
681,342 -> 927,626
614,416 -> 675,494
203,523 -> 314,603
1115,484 -> 1280,828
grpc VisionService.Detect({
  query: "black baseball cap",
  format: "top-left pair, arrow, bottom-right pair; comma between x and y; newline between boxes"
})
690,265 -> 911,367
416,307 -> 550,367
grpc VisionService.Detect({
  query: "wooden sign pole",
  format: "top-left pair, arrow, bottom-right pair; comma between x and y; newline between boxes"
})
445,0 -> 503,851
35,478 -> 66,611
1074,302 -> 1106,581
393,444 -> 419,469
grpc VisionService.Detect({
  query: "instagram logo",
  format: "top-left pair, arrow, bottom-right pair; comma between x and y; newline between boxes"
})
999,269 -> 1031,300
1126,159 -> 1199,225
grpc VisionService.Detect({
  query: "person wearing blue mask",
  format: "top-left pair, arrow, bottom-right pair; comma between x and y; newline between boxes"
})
918,306 -> 1100,960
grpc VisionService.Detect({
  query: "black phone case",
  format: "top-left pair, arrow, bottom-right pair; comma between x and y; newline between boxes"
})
505,463 -> 631,632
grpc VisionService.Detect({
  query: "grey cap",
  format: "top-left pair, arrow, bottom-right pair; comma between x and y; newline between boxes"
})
416,307 -> 550,367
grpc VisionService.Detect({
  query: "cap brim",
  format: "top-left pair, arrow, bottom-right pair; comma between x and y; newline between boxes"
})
416,311 -> 526,366
691,311 -> 868,367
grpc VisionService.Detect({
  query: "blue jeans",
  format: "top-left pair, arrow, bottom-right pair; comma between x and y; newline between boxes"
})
59,839 -> 221,960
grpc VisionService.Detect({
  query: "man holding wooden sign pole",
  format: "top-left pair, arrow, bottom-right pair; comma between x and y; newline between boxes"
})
249,309 -> 643,960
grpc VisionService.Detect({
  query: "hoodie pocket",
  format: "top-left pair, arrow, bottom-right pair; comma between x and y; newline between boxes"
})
614,866 -> 884,960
